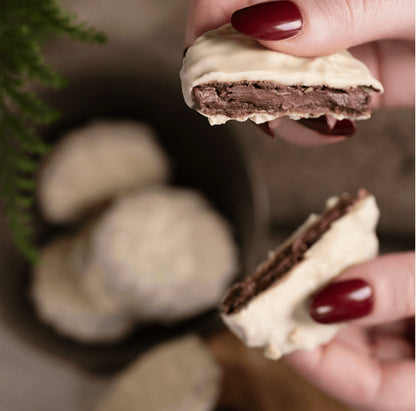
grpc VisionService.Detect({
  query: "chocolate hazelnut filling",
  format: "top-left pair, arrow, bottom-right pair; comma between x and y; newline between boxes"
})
221,192 -> 366,315
192,81 -> 375,119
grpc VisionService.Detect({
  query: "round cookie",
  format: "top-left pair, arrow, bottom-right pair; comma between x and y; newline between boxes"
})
87,187 -> 238,322
38,119 -> 170,223
31,238 -> 134,343
66,228 -> 126,315
95,335 -> 221,411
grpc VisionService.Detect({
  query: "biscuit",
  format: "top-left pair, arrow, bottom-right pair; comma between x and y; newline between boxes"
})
220,190 -> 379,359
181,25 -> 383,125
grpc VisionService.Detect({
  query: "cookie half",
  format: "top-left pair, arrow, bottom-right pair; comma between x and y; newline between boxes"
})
220,190 -> 379,359
180,24 -> 383,125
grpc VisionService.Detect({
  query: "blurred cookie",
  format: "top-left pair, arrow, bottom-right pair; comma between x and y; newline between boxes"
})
181,24 -> 383,125
220,190 -> 379,360
96,335 -> 221,411
65,219 -> 125,314
31,238 -> 134,343
38,119 -> 170,223
87,187 -> 238,322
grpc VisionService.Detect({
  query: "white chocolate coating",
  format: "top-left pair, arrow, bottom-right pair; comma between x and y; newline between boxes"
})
31,238 -> 134,343
221,193 -> 379,360
180,24 -> 383,125
96,335 -> 221,411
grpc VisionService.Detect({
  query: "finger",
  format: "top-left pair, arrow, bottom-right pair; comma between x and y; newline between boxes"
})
369,334 -> 415,361
284,340 -> 415,410
350,41 -> 415,109
186,0 -> 414,53
185,0 -> 240,47
271,116 -> 349,146
310,253 -> 415,327
333,325 -> 372,356
231,0 -> 415,56
267,39 -> 414,144
369,319 -> 415,338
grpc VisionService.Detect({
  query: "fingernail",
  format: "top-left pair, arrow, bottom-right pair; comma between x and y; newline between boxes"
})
310,279 -> 374,324
299,117 -> 356,136
255,122 -> 275,138
231,1 -> 303,41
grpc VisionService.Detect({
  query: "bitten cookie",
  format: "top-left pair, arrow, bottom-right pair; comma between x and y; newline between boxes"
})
86,187 -> 238,323
180,24 -> 383,125
220,190 -> 379,360
38,119 -> 170,223
31,238 -> 134,343
96,335 -> 221,411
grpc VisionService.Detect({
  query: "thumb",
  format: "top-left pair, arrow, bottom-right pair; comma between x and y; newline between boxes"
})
231,0 -> 415,56
309,252 -> 415,327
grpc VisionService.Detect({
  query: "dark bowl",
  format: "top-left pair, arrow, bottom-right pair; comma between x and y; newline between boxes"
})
0,72 -> 269,373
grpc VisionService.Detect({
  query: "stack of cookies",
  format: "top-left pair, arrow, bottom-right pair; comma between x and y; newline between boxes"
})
32,120 -> 238,343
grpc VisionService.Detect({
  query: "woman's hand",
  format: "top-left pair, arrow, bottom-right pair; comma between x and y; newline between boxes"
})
285,252 -> 415,411
185,0 -> 414,145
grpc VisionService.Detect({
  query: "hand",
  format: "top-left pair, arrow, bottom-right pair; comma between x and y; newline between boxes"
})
185,0 -> 415,145
284,252 -> 415,411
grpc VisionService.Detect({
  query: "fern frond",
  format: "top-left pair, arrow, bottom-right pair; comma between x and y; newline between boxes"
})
0,1 -> 106,261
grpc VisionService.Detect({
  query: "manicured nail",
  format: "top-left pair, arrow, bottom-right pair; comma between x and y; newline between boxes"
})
299,117 -> 356,136
310,279 -> 374,324
231,1 -> 303,41
255,122 -> 275,138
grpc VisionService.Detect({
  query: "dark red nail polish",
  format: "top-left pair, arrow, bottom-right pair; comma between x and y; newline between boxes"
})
255,122 -> 275,138
299,116 -> 356,136
330,119 -> 356,136
231,1 -> 303,41
310,279 -> 374,324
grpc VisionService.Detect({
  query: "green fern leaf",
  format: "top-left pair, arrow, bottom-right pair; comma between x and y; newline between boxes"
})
0,1 -> 106,261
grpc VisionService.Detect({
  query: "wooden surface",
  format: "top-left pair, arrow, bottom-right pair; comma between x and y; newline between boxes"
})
208,330 -> 349,411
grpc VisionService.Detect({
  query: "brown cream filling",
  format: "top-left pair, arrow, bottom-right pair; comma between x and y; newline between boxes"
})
221,193 -> 364,315
192,81 -> 375,119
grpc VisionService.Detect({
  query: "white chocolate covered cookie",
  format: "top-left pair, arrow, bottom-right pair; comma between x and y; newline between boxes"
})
180,24 -> 383,125
220,190 -> 379,360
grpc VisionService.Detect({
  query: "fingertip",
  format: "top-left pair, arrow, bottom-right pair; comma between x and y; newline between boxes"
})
299,117 -> 356,137
252,121 -> 274,138
283,346 -> 323,373
274,117 -> 349,146
230,1 -> 303,42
